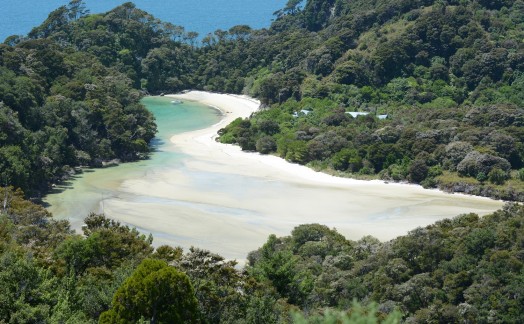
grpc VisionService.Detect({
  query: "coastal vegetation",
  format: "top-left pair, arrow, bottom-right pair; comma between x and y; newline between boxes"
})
1,0 -> 523,322
3,0 -> 523,201
1,186 -> 522,322
0,1 -> 157,196
211,0 -> 524,201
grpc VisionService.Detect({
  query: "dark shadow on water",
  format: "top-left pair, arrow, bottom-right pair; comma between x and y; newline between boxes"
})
151,137 -> 163,145
43,171 -> 85,196
41,135 -> 169,207
150,137 -> 165,149
38,201 -> 51,208
101,163 -> 120,169
46,182 -> 75,196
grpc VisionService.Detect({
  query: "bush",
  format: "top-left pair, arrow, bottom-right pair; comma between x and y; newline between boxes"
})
488,168 -> 507,185
285,140 -> 309,164
389,164 -> 408,181
255,136 -> 277,154
421,177 -> 438,188
219,133 -> 236,144
457,151 -> 511,178
476,172 -> 488,183
518,168 -> 524,181
445,141 -> 473,170
332,148 -> 361,171
100,259 -> 199,323
409,159 -> 429,183
428,165 -> 443,178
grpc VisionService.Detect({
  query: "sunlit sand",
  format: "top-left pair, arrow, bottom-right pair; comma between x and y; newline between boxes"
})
98,91 -> 504,260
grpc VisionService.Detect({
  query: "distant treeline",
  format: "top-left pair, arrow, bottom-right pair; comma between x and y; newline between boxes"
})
2,0 -> 523,199
0,0 -> 523,322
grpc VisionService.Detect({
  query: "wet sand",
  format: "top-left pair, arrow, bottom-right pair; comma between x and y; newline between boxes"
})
99,91 -> 504,260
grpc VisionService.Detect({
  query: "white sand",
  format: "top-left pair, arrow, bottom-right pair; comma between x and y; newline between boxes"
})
102,91 -> 504,261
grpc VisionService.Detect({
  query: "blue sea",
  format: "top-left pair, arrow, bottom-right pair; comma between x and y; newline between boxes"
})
0,0 -> 287,42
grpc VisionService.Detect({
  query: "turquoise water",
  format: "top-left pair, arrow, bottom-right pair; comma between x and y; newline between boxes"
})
44,96 -> 504,260
44,97 -> 221,228
1,0 -> 287,41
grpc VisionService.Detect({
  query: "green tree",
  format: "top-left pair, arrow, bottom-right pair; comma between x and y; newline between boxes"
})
176,247 -> 245,323
292,301 -> 402,323
256,136 -> 277,154
409,159 -> 429,183
100,259 -> 199,323
488,167 -> 507,185
0,252 -> 56,323
518,168 -> 524,181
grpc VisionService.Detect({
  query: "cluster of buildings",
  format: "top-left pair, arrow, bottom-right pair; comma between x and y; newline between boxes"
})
292,110 -> 388,120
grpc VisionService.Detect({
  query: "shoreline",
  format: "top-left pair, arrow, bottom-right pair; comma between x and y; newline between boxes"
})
165,91 -> 503,202
166,91 -> 405,187
97,91 -> 503,260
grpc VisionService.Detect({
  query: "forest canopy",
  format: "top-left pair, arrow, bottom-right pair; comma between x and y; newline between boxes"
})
0,0 -> 523,322
1,185 -> 522,322
2,0 -> 523,199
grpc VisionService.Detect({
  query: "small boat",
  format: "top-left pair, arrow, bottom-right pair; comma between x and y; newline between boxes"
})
171,100 -> 183,105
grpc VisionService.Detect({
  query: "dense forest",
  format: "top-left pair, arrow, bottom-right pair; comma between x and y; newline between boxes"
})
0,1 -> 157,197
2,0 -> 524,199
212,0 -> 524,201
1,0 -> 523,322
1,187 -> 522,322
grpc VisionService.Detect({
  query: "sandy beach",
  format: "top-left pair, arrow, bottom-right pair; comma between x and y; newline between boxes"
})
97,91 -> 504,260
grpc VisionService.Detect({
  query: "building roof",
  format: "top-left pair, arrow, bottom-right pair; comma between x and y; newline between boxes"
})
345,112 -> 370,118
292,109 -> 312,117
345,112 -> 388,120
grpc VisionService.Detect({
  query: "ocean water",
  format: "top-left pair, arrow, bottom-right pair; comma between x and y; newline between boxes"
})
6,0 -> 505,260
0,0 -> 287,41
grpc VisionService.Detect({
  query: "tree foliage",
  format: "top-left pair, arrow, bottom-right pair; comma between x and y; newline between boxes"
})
248,204 -> 524,322
100,259 -> 199,323
0,0 -> 523,321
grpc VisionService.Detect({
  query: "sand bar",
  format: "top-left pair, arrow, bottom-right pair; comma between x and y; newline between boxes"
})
98,91 -> 505,260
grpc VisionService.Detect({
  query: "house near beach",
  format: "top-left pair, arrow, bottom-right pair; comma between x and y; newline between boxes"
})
345,112 -> 388,120
292,109 -> 312,117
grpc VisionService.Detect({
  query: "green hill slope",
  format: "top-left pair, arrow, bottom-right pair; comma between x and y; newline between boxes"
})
0,0 -> 523,322
212,0 -> 524,200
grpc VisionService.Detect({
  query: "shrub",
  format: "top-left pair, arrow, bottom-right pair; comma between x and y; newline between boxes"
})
488,168 -> 507,185
518,168 -> 524,181
476,172 -> 488,183
409,159 -> 429,183
255,136 -> 277,154
428,165 -> 443,178
457,151 -> 511,178
100,259 -> 199,323
445,141 -> 473,170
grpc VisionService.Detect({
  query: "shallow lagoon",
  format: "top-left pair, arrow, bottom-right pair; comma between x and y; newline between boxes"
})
45,96 -> 504,260
44,97 -> 221,228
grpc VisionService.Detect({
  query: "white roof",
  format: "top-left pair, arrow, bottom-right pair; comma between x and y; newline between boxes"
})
345,112 -> 388,119
345,112 -> 370,118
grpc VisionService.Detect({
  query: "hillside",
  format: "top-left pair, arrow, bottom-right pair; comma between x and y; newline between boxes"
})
0,0 -> 523,322
210,0 -> 524,200
8,1 -> 523,202
1,186 -> 522,322
0,2 -> 158,196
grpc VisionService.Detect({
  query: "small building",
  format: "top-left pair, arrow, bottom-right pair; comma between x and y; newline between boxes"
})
292,109 -> 312,118
345,112 -> 389,120
345,112 -> 370,118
